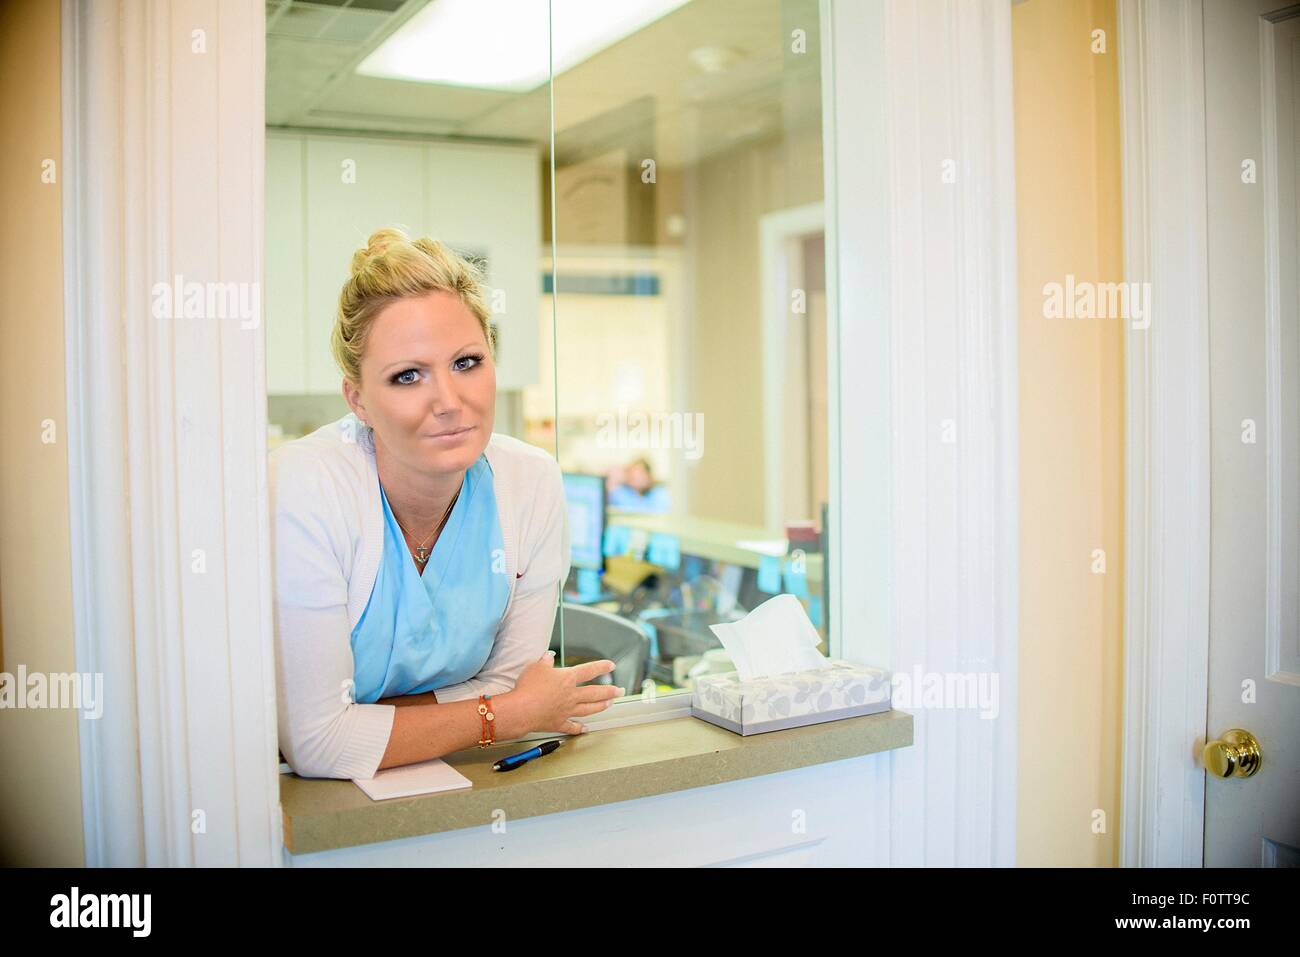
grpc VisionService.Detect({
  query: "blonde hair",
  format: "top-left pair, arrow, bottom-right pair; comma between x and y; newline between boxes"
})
331,226 -> 495,384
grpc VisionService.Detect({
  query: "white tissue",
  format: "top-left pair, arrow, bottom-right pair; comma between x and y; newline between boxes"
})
708,593 -> 831,683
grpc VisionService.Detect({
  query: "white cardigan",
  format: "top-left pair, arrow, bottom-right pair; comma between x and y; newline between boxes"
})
269,413 -> 570,780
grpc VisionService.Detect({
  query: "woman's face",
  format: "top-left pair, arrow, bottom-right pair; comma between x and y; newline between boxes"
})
344,289 -> 495,477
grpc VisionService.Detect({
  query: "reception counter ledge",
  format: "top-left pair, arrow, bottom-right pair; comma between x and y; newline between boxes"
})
281,709 -> 914,854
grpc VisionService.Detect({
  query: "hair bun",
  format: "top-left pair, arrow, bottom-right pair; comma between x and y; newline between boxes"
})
332,225 -> 495,385
349,226 -> 413,276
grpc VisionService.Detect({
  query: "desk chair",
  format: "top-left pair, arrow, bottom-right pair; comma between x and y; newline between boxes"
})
549,602 -> 649,693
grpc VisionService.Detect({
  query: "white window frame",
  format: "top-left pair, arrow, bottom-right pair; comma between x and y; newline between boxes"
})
1115,0 -> 1215,868
65,0 -> 1020,866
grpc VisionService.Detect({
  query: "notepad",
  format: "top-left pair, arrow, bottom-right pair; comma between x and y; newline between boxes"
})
353,758 -> 473,801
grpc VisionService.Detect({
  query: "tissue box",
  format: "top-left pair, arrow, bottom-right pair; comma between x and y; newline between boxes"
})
691,659 -> 891,735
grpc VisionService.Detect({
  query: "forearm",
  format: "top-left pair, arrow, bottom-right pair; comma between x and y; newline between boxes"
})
375,690 -> 532,771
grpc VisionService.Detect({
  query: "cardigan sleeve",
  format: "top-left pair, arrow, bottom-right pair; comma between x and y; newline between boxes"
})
433,451 -> 570,704
270,448 -> 395,780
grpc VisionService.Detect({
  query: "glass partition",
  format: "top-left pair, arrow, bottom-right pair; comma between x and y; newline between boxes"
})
264,0 -> 836,710
546,0 -> 835,699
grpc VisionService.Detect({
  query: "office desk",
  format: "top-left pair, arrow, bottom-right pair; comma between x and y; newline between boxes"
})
280,708 -> 912,858
607,512 -> 824,582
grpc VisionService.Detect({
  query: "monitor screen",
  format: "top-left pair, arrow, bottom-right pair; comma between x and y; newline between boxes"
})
562,472 -> 606,572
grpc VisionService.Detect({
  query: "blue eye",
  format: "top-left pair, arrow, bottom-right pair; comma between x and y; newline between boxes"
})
454,354 -> 484,372
392,368 -> 419,385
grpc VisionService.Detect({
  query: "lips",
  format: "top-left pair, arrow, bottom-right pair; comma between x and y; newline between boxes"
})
426,426 -> 474,441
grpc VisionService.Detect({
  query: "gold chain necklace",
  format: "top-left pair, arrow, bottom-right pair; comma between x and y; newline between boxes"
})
393,486 -> 460,567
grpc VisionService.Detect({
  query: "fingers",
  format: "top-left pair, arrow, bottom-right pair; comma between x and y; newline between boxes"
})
567,658 -> 617,684
574,683 -> 623,704
570,699 -> 615,717
561,719 -> 586,735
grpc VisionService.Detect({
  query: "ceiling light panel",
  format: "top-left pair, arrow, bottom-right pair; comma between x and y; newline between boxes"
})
356,0 -> 695,91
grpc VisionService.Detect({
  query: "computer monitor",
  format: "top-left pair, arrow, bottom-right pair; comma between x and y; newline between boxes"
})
562,472 -> 606,572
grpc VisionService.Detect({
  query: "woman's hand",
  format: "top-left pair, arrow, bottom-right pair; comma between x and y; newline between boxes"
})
511,651 -> 622,735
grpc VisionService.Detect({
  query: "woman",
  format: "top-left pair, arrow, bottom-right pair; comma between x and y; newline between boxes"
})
271,227 -> 621,780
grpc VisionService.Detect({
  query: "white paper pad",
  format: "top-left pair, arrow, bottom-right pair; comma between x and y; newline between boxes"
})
353,758 -> 472,801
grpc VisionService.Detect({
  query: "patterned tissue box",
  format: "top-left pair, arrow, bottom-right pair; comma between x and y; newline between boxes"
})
691,659 -> 892,735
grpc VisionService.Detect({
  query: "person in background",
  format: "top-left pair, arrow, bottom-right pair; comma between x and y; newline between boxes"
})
606,456 -> 670,513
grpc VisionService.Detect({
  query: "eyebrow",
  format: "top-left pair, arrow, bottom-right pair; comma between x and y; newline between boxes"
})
379,342 -> 483,376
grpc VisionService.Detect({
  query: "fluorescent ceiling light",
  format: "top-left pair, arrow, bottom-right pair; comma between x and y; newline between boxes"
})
356,0 -> 695,91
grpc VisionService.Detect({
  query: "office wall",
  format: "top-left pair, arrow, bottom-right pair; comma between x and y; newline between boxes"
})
0,0 -> 85,866
1011,0 -> 1125,866
689,122 -> 824,526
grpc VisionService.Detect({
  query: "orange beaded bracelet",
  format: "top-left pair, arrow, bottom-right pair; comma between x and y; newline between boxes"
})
477,694 -> 495,748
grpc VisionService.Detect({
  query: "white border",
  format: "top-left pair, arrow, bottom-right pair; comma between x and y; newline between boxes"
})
843,0 -> 1020,865
63,0 -> 281,867
1117,0 -> 1213,868
1261,9 -> 1300,687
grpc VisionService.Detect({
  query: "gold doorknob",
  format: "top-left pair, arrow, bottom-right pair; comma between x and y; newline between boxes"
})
1202,729 -> 1262,779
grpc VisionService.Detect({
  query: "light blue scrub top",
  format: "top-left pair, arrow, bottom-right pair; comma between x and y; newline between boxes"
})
350,453 -> 510,704
607,482 -> 670,513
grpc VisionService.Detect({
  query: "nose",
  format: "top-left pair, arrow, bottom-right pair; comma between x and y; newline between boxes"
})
426,365 -> 462,418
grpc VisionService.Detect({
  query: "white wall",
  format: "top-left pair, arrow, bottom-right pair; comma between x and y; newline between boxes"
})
1012,0 -> 1126,868
265,129 -> 542,395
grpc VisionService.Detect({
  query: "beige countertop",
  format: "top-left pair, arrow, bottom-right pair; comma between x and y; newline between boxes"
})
281,709 -> 913,855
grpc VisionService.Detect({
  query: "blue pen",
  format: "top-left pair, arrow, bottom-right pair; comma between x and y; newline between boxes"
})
492,738 -> 563,772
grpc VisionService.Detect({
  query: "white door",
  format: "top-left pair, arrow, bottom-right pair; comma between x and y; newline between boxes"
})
1203,0 -> 1300,868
